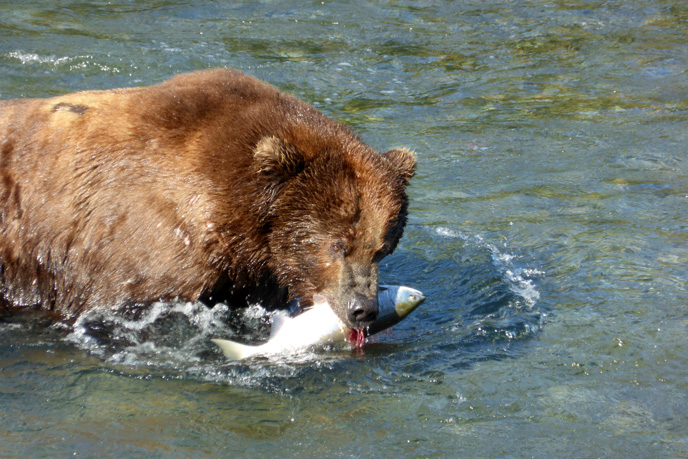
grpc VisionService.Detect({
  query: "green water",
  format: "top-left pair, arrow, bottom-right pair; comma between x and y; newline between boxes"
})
1,1 -> 687,457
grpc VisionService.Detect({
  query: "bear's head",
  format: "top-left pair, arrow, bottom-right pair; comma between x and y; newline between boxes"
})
254,135 -> 415,331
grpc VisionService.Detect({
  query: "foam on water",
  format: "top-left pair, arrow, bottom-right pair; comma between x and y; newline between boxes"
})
435,226 -> 542,308
61,299 -> 347,387
0,322 -> 22,333
424,226 -> 546,345
6,51 -> 119,73
67,301 -> 236,367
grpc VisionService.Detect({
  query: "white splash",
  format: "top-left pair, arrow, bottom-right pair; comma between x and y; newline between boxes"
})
435,226 -> 542,308
6,51 -> 118,72
66,301 -> 236,365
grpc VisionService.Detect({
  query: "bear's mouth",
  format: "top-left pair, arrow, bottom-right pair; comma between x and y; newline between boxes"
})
347,328 -> 367,348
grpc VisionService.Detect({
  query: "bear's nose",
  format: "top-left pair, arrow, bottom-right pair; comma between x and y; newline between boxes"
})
347,294 -> 378,328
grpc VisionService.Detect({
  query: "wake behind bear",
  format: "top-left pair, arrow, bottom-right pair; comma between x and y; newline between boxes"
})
0,68 -> 415,337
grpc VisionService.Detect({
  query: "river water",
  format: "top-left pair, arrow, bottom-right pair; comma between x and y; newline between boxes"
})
1,1 -> 687,457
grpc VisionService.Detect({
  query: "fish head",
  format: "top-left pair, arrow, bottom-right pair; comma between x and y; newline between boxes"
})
393,286 -> 425,317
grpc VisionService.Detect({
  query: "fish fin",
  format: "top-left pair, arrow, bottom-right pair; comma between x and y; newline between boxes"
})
211,338 -> 258,360
270,313 -> 290,339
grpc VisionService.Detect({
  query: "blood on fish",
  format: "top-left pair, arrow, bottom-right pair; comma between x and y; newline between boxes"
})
348,329 -> 367,348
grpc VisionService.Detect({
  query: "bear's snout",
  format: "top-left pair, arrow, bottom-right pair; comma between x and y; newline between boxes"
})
347,293 -> 379,329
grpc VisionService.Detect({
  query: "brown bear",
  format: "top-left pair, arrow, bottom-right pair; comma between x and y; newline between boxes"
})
0,68 -> 415,332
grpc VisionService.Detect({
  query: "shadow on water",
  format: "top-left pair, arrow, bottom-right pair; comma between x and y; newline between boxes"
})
0,224 -> 545,392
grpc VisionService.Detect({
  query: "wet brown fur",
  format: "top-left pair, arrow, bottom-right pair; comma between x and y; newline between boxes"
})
0,68 -> 415,326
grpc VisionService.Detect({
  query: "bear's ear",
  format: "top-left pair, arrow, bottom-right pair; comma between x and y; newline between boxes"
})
254,136 -> 306,185
382,148 -> 416,185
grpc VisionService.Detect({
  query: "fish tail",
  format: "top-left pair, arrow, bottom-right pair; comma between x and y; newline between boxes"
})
211,338 -> 258,360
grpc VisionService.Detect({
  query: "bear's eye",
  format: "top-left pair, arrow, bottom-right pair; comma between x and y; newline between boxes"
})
330,242 -> 346,257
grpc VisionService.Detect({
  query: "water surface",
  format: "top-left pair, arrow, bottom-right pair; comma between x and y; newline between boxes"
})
1,1 -> 687,457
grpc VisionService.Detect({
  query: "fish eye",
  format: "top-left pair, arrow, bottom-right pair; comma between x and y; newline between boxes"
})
408,295 -> 417,301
